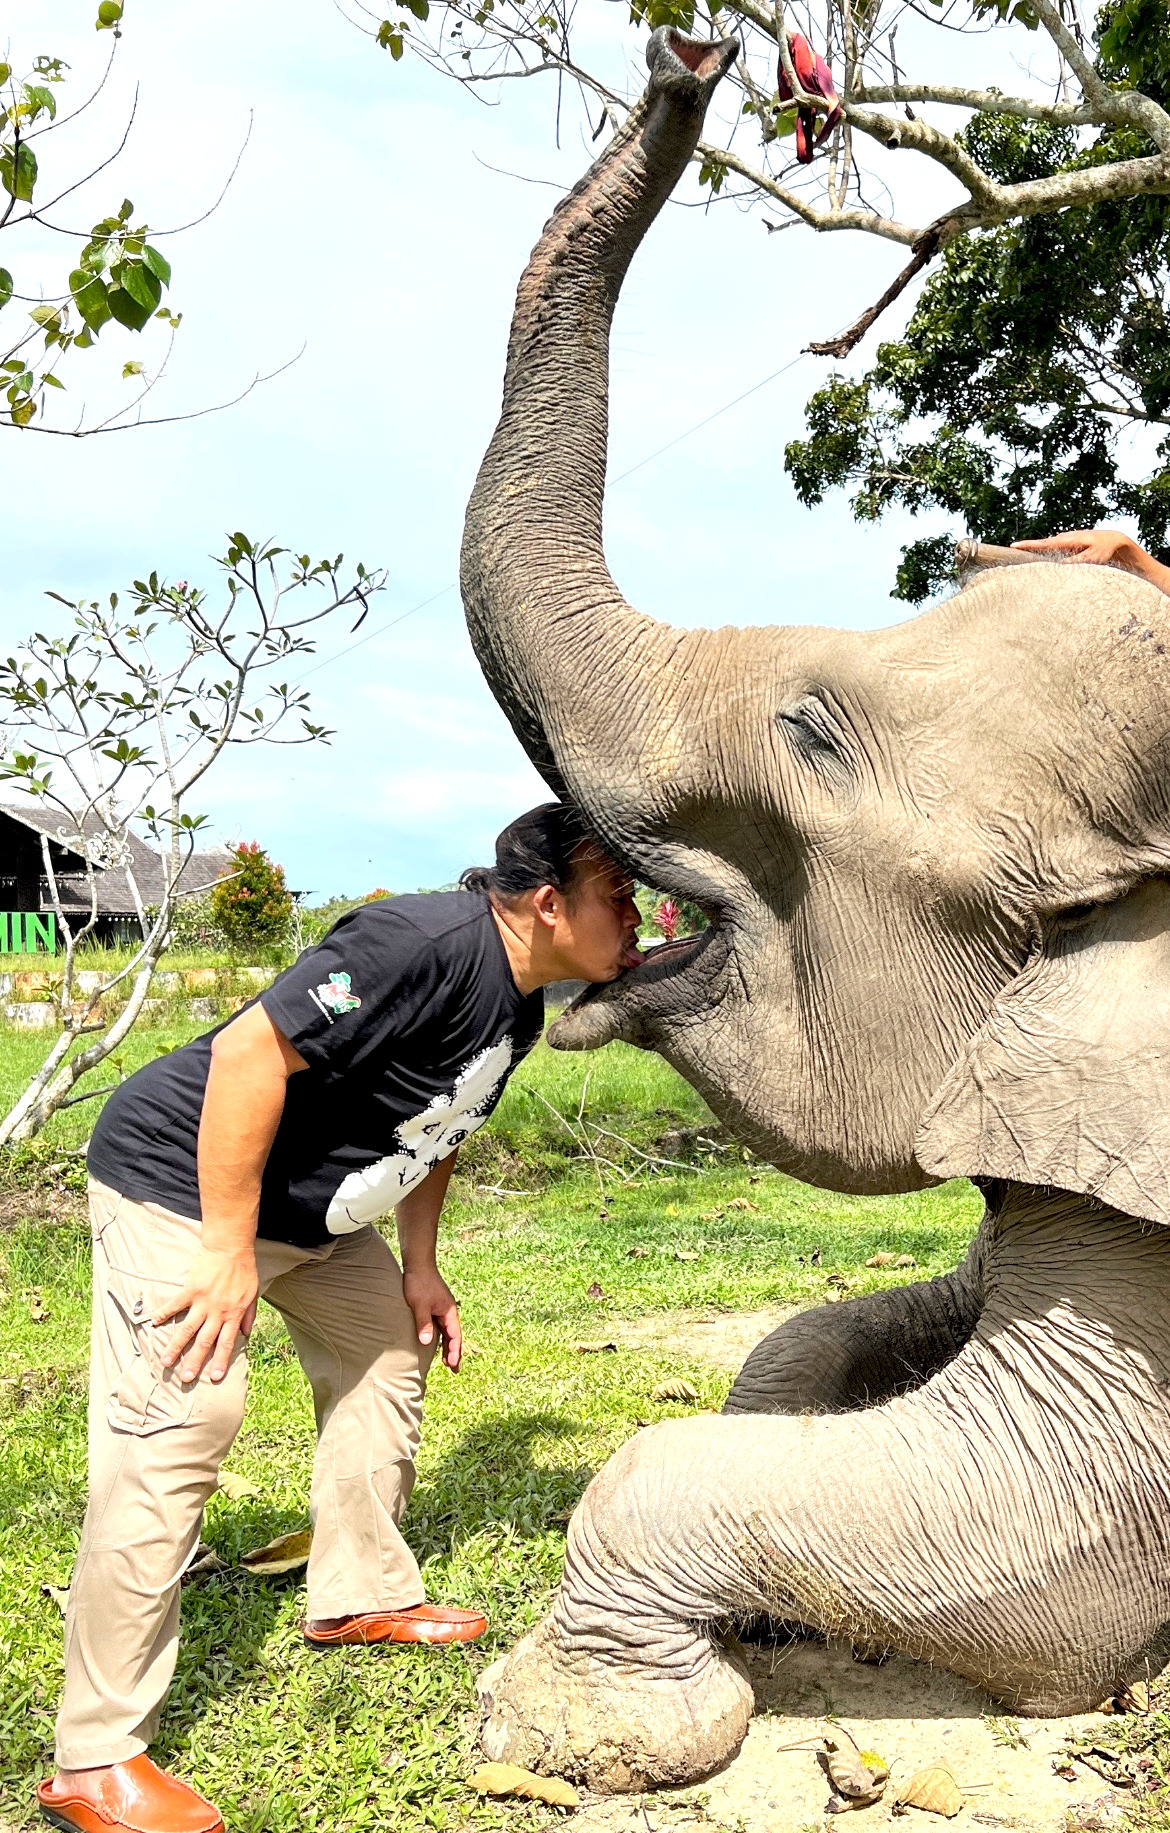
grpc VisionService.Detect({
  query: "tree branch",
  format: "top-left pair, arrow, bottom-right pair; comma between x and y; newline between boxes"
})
806,220 -> 947,356
696,141 -> 921,245
854,82 -> 1094,125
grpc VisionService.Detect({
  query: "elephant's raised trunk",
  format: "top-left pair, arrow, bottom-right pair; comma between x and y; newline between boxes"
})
460,30 -> 737,837
479,1190 -> 1170,1790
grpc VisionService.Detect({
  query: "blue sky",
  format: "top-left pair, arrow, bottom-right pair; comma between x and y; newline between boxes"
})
5,0 -> 1023,896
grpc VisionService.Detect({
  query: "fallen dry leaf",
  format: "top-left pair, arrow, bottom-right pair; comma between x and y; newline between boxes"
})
820,1724 -> 889,1808
866,1253 -> 898,1268
216,1469 -> 259,1502
699,1208 -> 725,1221
626,1245 -> 649,1259
468,1763 -> 578,1808
811,1248 -> 823,1266
462,1340 -> 484,1357
896,1254 -> 917,1268
585,1282 -> 608,1300
40,1582 -> 69,1615
673,1249 -> 700,1262
651,1379 -> 701,1404
893,1764 -> 964,1817
1074,1747 -> 1136,1788
239,1528 -> 312,1576
184,1543 -> 226,1581
574,1340 -> 617,1354
727,1197 -> 760,1212
1100,1680 -> 1150,1714
27,1290 -> 50,1323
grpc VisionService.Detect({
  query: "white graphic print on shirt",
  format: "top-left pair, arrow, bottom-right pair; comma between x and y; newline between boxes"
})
324,1036 -> 514,1234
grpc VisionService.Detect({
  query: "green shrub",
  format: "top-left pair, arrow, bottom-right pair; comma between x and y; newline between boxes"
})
162,891 -> 232,953
210,842 -> 293,954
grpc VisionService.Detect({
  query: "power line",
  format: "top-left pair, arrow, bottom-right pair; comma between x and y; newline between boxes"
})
294,583 -> 456,683
295,350 -> 809,685
610,352 -> 807,483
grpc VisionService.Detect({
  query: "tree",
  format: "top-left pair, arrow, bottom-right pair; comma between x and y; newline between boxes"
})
350,0 -> 1170,353
0,5 -> 186,433
210,841 -> 294,955
784,0 -> 1170,598
1,3 -> 260,435
0,536 -> 385,1144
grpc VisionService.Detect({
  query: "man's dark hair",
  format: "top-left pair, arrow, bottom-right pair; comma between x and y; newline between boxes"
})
460,803 -> 599,903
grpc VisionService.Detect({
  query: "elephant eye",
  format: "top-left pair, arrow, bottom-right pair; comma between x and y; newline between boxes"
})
775,694 -> 854,784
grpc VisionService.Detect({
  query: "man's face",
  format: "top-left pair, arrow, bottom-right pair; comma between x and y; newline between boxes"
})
551,854 -> 643,983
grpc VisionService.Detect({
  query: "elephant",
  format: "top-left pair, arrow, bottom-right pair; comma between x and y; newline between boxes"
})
459,25 -> 1170,1793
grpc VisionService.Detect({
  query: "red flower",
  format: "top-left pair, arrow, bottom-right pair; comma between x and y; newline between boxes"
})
654,897 -> 681,943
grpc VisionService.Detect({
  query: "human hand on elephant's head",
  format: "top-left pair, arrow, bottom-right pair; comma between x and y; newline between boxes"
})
1011,528 -> 1170,592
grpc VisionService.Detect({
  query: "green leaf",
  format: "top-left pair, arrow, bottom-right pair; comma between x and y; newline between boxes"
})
96,1 -> 124,28
22,83 -> 57,121
142,244 -> 172,286
0,64 -> 11,84
402,0 -> 430,18
10,397 -> 36,426
70,269 -> 112,333
377,20 -> 406,54
0,269 -> 12,311
0,141 -> 38,203
120,262 -> 162,314
121,361 -> 145,378
105,286 -> 151,331
29,304 -> 62,331
42,372 -> 65,389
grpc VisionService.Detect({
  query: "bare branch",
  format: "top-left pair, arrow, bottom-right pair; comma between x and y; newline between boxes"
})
806,219 -> 945,356
854,82 -> 1094,124
697,140 -> 921,244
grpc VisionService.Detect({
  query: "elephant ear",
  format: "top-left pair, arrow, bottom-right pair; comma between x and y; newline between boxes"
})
916,878 -> 1170,1226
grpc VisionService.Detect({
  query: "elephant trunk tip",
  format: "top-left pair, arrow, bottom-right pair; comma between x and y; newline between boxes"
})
646,26 -> 740,94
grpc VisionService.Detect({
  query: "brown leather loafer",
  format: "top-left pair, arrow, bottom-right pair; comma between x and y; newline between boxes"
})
37,1756 -> 222,1833
304,1602 -> 488,1647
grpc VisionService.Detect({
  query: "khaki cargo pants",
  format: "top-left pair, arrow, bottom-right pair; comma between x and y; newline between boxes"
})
56,1179 -> 436,1770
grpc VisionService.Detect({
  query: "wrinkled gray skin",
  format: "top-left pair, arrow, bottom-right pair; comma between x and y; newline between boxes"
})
461,27 -> 1170,1793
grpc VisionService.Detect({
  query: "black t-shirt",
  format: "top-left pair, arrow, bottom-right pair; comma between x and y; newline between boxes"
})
88,891 -> 544,1248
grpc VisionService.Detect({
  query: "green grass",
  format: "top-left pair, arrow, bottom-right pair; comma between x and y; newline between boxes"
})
0,1035 -> 983,1832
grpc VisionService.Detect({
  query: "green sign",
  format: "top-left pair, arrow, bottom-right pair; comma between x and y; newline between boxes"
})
0,913 -> 57,954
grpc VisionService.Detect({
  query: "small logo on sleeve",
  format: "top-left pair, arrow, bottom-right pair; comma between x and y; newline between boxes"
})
309,970 -> 362,1021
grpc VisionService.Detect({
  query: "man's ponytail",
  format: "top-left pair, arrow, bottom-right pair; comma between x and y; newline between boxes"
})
460,803 -> 597,904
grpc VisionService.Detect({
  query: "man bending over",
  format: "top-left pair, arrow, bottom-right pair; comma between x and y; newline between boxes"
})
39,802 -> 643,1833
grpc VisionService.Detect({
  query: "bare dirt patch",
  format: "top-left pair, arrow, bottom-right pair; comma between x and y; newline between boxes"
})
610,1306 -> 797,1371
573,1636 -> 1139,1832
0,1186 -> 85,1231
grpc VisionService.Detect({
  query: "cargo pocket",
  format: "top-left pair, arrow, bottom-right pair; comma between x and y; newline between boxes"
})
105,1268 -> 198,1436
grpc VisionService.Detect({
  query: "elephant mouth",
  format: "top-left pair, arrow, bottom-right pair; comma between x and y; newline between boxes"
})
549,907 -> 731,1051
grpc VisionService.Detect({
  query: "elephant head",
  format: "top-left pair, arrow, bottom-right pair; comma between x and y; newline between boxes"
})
461,27 -> 1170,1794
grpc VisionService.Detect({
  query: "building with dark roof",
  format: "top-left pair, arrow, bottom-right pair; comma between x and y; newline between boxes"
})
0,804 -> 235,949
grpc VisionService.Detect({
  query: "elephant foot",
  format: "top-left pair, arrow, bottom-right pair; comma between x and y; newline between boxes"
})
477,1615 -> 754,1793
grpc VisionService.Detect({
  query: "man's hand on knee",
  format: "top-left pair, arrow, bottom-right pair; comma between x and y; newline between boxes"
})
153,1247 -> 260,1384
403,1267 -> 463,1372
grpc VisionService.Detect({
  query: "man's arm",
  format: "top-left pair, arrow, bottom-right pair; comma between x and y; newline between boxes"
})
153,1002 -> 307,1385
397,1154 -> 463,1372
1012,528 -> 1170,594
